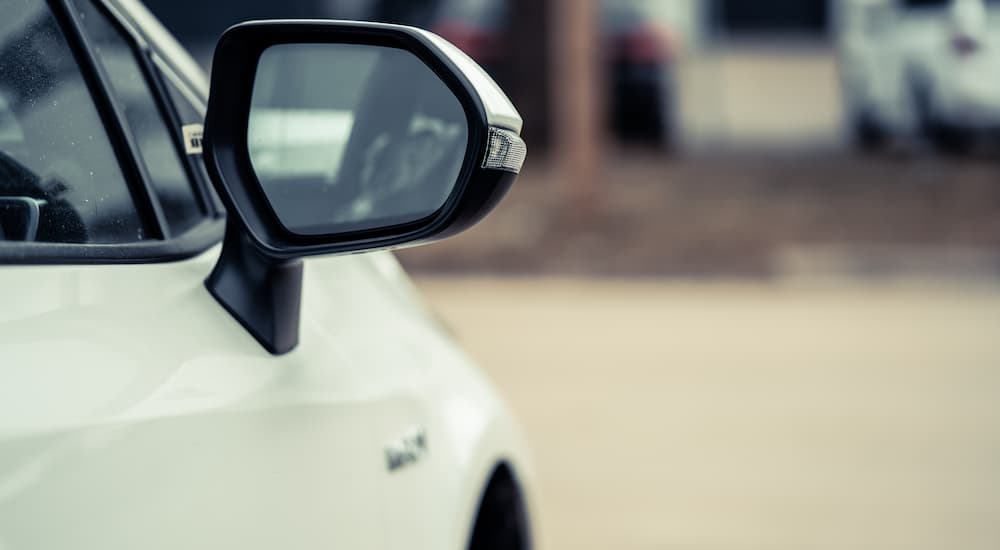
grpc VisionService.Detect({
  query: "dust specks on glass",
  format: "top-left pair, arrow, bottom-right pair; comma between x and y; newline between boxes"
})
73,0 -> 206,236
0,0 -> 145,243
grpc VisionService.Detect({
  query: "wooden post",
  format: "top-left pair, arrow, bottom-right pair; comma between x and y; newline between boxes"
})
551,0 -> 603,218
505,0 -> 553,150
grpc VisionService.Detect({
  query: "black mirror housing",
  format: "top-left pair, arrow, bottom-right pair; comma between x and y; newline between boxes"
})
204,20 -> 525,259
202,20 -> 526,354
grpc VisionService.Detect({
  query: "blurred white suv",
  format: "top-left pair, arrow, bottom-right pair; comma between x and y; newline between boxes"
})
836,0 -> 1000,151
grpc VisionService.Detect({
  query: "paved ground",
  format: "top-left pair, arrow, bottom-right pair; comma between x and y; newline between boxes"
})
415,276 -> 1000,550
398,153 -> 1000,277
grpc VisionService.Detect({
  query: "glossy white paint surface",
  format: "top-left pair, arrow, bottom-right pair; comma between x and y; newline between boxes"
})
0,250 -> 534,549
0,2 -> 536,548
416,28 -> 524,133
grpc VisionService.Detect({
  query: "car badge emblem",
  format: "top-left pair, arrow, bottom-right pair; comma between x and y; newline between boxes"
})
384,426 -> 428,472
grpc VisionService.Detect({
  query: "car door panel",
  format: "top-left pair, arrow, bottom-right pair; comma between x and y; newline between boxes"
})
0,251 -> 390,549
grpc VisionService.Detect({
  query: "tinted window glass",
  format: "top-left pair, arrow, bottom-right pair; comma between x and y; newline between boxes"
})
0,0 -> 146,243
436,0 -> 506,28
160,68 -> 222,213
75,0 -> 204,236
603,3 -> 646,33
903,0 -> 949,8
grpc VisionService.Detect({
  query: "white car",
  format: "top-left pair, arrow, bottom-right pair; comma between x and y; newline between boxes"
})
0,1 -> 535,549
836,0 -> 1000,151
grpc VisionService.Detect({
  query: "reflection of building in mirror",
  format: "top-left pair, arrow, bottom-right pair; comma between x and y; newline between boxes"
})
347,112 -> 466,223
248,109 -> 355,183
246,42 -> 470,236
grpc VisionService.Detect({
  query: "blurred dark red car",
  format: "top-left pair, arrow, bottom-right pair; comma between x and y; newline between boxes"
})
431,0 -> 677,146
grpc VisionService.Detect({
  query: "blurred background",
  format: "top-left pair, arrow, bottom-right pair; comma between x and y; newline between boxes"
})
146,0 -> 1000,548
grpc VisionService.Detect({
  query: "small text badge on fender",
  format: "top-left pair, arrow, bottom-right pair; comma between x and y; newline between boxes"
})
384,426 -> 428,472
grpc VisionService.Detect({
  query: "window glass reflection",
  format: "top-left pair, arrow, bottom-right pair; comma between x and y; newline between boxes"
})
0,0 -> 146,243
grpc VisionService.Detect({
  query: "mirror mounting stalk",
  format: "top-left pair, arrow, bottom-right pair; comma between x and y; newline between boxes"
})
206,223 -> 303,355
201,21 -> 525,355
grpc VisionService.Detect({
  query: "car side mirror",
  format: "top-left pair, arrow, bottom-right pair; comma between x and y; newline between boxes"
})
203,21 -> 526,354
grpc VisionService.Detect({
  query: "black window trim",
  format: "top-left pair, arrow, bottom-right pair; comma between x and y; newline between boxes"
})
151,53 -> 206,115
0,0 -> 224,265
96,0 -> 218,219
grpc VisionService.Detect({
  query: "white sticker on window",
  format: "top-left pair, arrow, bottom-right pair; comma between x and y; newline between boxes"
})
182,123 -> 204,154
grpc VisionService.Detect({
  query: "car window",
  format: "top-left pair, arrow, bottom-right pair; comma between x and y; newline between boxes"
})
74,0 -> 205,236
603,2 -> 646,33
0,0 -> 147,243
902,0 -> 949,9
435,0 -> 506,28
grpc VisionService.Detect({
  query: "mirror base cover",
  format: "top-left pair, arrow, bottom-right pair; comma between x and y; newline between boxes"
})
206,223 -> 303,354
202,21 -> 525,354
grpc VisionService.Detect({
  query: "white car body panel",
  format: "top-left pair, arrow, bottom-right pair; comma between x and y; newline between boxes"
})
0,1 -> 536,548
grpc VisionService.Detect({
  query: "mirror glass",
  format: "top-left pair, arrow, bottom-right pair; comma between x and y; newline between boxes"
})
248,43 -> 470,235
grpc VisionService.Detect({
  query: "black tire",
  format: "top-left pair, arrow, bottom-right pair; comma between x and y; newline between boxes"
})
467,465 -> 531,550
927,123 -> 975,155
610,66 -> 672,147
912,81 -> 975,155
852,113 -> 889,152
